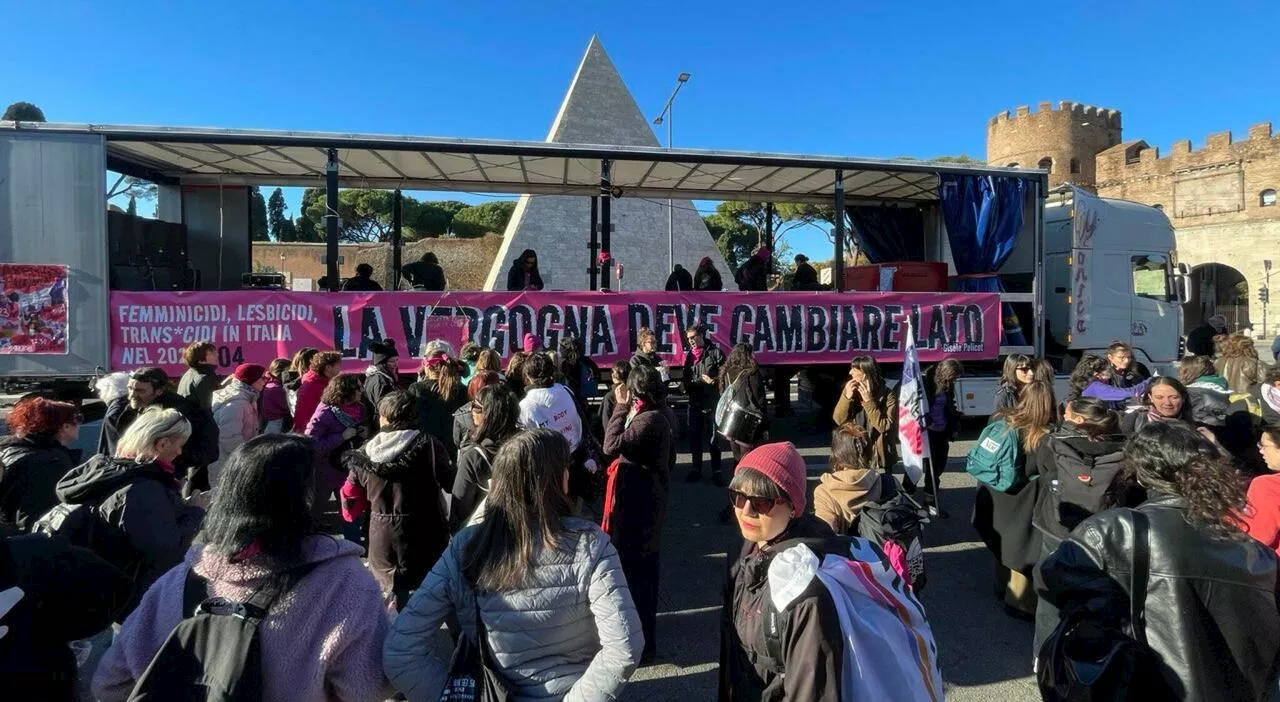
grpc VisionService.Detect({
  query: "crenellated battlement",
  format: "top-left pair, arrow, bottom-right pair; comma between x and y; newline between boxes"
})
1101,123 -> 1277,172
989,101 -> 1122,130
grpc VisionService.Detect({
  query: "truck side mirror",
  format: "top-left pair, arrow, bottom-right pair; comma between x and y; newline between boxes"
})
1175,266 -> 1192,305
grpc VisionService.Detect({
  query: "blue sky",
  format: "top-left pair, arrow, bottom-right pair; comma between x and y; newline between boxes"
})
3,0 -> 1277,259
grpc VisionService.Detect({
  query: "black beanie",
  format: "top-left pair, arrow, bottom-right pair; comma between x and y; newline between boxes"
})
369,338 -> 398,365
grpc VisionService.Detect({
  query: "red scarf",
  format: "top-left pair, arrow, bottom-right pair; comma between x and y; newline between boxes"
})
600,457 -> 623,535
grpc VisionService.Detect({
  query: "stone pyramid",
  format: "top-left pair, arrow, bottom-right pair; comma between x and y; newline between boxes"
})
483,36 -> 728,291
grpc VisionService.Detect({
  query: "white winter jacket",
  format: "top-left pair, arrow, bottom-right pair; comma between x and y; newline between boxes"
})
209,379 -> 260,486
383,517 -> 644,701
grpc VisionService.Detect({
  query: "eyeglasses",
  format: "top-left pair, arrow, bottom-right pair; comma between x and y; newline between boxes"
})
728,489 -> 784,515
1016,366 -> 1033,372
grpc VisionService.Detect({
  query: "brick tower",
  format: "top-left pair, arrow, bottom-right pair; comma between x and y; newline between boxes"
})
986,101 -> 1122,191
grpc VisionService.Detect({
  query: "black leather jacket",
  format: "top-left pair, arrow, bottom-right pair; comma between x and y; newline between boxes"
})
1037,493 -> 1280,701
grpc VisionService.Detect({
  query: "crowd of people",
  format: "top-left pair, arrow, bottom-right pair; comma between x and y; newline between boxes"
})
4,319 -> 1280,700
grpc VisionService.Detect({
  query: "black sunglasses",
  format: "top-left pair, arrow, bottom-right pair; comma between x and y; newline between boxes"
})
728,489 -> 784,514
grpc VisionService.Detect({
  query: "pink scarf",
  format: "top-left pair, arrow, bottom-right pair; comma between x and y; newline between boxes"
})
692,346 -> 704,363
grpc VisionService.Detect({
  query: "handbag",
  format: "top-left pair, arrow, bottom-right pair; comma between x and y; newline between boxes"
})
438,588 -> 512,702
1037,511 -> 1151,701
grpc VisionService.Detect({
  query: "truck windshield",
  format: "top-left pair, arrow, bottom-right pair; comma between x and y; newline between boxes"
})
1131,254 -> 1171,301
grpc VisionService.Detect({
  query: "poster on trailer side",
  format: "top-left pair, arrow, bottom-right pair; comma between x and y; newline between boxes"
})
0,264 -> 70,355
109,290 -> 1002,374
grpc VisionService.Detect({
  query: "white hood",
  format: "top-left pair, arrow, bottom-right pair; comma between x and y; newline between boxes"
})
363,429 -> 420,462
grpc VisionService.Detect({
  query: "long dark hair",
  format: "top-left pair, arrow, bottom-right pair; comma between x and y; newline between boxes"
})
320,373 -> 363,406
1000,353 -> 1031,387
198,434 -> 317,565
1123,422 -> 1246,539
628,365 -> 665,407
471,385 -> 521,446
848,355 -> 886,399
1063,398 -> 1120,438
719,343 -> 758,391
1067,354 -> 1108,402
461,429 -> 573,591
925,359 -> 963,397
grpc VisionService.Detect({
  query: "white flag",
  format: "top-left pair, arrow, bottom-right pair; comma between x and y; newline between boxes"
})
897,318 -> 931,486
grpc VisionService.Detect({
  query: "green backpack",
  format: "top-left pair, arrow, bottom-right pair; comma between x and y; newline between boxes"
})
965,418 -> 1025,492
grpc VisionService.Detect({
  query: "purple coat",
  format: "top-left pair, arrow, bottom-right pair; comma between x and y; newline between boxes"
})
306,403 -> 366,493
93,537 -> 392,702
260,379 -> 290,423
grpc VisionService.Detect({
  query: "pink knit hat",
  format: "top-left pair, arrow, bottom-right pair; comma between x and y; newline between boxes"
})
735,441 -> 807,514
522,333 -> 540,353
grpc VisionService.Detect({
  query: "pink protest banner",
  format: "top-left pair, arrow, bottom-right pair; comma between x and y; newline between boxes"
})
109,289 -> 1001,375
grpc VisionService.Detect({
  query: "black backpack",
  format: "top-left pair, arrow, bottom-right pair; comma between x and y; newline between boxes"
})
853,482 -> 929,591
127,565 -> 311,702
1049,437 -> 1126,531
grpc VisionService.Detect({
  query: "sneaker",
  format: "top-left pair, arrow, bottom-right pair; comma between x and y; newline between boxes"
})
685,470 -> 703,483
927,505 -> 950,519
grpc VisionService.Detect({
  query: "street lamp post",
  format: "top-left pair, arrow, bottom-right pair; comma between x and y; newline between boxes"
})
653,72 -> 691,278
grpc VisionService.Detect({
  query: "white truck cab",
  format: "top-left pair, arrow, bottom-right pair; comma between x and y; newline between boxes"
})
955,188 -> 1187,417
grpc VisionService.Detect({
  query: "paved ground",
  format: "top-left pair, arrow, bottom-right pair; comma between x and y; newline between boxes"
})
620,410 -> 1039,702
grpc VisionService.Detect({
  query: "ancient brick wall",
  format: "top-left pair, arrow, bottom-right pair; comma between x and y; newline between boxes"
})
987,101 -> 1123,190
1095,122 -> 1280,225
252,235 -> 503,290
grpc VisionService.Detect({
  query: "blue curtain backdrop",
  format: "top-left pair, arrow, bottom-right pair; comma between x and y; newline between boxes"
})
938,174 -> 1028,346
848,206 -> 926,263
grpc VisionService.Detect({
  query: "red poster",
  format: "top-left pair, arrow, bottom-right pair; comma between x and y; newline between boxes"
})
0,264 -> 69,355
109,290 -> 1002,375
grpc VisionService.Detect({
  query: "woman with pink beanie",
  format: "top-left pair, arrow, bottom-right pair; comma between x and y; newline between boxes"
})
718,441 -> 943,700
718,441 -> 842,700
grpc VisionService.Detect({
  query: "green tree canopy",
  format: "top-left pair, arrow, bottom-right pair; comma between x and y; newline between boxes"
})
451,201 -> 516,238
267,188 -> 291,241
295,216 -> 320,242
402,200 -> 453,240
249,186 -> 269,241
3,102 -> 45,121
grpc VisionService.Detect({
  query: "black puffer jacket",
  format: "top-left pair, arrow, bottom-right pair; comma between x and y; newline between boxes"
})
682,342 -> 726,409
1038,494 -> 1280,701
53,455 -> 204,616
97,393 -> 220,476
719,514 -> 843,702
176,363 -> 220,411
407,379 -> 468,459
0,533 -> 132,701
0,434 -> 79,532
719,369 -> 770,441
1032,428 -> 1126,546
1187,384 -> 1232,428
341,430 -> 451,598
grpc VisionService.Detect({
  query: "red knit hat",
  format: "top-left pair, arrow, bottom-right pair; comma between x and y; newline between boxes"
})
735,441 -> 807,514
232,363 -> 266,385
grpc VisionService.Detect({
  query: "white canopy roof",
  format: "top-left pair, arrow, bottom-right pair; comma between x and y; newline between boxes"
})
2,121 -> 1046,204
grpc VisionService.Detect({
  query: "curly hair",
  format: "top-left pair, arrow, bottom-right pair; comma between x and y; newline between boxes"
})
718,343 -> 758,391
1067,354 -> 1108,402
1123,421 -> 1246,539
1219,333 -> 1259,361
309,351 -> 342,374
320,373 -> 363,407
5,396 -> 82,436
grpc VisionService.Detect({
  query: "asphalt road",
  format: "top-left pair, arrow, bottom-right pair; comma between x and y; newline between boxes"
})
620,409 -> 1040,702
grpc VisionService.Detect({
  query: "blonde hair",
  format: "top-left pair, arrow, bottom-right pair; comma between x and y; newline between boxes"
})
115,408 -> 192,461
